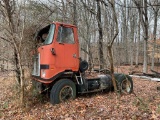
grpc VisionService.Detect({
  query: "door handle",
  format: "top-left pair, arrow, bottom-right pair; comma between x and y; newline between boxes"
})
59,42 -> 64,45
51,48 -> 56,55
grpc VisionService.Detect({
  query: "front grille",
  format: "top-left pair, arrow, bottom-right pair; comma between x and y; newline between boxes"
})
32,53 -> 40,76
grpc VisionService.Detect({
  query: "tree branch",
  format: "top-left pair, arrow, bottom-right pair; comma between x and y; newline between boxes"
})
80,0 -> 96,15
107,0 -> 119,47
0,36 -> 12,43
0,55 -> 11,61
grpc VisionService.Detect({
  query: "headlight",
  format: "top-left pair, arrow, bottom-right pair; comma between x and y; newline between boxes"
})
41,70 -> 46,78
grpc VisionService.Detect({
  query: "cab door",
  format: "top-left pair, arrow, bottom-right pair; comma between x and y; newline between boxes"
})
54,25 -> 78,69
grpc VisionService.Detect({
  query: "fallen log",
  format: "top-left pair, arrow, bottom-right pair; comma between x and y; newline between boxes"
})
130,75 -> 160,82
151,69 -> 160,74
129,71 -> 143,75
150,69 -> 160,77
130,70 -> 160,78
143,73 -> 157,78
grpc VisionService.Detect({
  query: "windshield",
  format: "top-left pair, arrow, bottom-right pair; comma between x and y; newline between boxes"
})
36,24 -> 55,45
44,24 -> 55,44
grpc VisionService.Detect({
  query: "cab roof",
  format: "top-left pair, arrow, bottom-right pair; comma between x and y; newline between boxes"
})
52,22 -> 77,28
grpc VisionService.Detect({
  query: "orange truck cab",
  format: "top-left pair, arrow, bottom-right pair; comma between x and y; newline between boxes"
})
32,22 -> 80,83
32,22 -> 133,104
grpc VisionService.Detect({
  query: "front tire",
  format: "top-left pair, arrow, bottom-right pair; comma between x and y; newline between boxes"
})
50,79 -> 76,105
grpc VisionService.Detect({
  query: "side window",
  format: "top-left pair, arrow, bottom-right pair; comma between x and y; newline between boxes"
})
57,26 -> 75,44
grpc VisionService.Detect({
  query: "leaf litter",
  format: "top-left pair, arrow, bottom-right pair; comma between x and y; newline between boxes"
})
0,70 -> 160,120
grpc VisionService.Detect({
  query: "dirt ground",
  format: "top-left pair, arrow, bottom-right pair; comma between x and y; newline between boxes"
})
0,66 -> 160,120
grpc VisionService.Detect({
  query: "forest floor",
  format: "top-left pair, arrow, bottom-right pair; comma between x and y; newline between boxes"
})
0,65 -> 160,120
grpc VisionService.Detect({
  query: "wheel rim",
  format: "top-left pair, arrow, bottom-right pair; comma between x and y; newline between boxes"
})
121,79 -> 131,93
59,85 -> 74,102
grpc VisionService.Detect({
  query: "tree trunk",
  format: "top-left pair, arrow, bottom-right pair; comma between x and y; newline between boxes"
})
107,0 -> 119,92
14,46 -> 24,105
17,52 -> 24,106
14,50 -> 21,84
133,0 -> 148,73
143,38 -> 148,73
107,46 -> 117,91
151,7 -> 159,70
136,18 -> 140,66
96,0 -> 104,69
1,0 -> 25,106
130,2 -> 135,69
142,0 -> 148,73
73,0 -> 78,26
123,0 -> 128,64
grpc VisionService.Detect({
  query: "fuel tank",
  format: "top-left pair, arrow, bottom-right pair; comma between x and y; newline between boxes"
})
86,74 -> 112,91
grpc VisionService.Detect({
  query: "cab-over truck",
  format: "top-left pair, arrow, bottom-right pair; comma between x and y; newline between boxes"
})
32,22 -> 133,104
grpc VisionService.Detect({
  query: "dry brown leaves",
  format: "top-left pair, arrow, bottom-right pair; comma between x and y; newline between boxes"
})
0,70 -> 160,120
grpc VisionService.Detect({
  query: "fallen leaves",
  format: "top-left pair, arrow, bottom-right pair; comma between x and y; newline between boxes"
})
1,71 -> 160,120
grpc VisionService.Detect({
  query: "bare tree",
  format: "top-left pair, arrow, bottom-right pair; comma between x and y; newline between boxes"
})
133,0 -> 149,73
80,0 -> 105,69
0,0 -> 26,105
122,0 -> 129,64
73,0 -> 78,26
96,0 -> 104,69
78,0 -> 95,71
135,16 -> 141,67
105,0 -> 119,91
150,0 -> 160,70
129,0 -> 136,69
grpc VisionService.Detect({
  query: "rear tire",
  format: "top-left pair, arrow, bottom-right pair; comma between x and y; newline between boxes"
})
50,79 -> 76,105
117,75 -> 133,94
